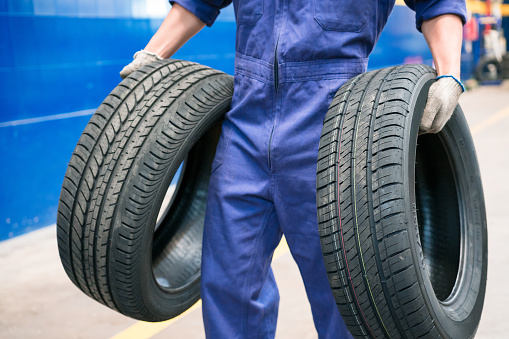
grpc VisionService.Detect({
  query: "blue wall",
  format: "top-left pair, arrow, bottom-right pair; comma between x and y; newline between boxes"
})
0,1 -> 431,241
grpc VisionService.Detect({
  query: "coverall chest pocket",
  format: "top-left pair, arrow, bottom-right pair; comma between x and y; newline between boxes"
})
313,0 -> 367,32
235,0 -> 264,25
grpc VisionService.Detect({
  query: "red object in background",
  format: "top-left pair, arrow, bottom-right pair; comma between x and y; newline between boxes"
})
464,16 -> 479,41
485,0 -> 492,33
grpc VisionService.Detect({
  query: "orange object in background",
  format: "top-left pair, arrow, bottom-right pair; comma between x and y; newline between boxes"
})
485,0 -> 492,32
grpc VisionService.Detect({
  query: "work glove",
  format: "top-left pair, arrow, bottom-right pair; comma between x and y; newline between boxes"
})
420,75 -> 465,134
120,50 -> 164,79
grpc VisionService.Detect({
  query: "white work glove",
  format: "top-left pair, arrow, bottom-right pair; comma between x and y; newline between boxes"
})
420,75 -> 465,134
120,50 -> 164,79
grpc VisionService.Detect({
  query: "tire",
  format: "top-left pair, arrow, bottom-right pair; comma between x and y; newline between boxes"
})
57,60 -> 233,321
475,56 -> 502,82
317,65 -> 487,338
502,53 -> 509,79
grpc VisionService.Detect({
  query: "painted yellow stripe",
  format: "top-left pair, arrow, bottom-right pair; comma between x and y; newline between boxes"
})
471,104 -> 509,135
467,0 -> 487,15
501,4 -> 509,17
110,237 -> 290,339
395,0 -> 509,16
110,300 -> 202,339
273,236 -> 290,259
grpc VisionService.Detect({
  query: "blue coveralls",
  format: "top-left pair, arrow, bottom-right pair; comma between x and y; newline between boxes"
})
170,0 -> 466,337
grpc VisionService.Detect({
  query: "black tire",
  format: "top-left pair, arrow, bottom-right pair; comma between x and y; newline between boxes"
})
502,53 -> 509,79
475,56 -> 502,82
317,65 -> 487,338
57,60 -> 233,321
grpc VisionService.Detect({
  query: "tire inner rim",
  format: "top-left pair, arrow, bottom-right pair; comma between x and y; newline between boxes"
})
155,160 -> 186,232
150,124 -> 221,292
415,133 -> 462,302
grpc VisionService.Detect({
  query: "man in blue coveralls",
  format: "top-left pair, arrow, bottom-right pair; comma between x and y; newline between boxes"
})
121,1 -> 467,338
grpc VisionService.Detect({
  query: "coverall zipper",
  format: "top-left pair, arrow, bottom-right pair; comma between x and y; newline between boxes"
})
268,37 -> 280,170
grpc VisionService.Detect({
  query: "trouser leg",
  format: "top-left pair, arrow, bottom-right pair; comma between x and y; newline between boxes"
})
201,117 -> 283,338
273,79 -> 353,338
201,187 -> 282,338
275,177 -> 353,339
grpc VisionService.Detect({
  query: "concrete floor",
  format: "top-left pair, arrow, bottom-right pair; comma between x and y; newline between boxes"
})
1,82 -> 508,339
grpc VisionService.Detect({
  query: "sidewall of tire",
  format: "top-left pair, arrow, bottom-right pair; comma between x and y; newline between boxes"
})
475,56 -> 502,82
404,75 -> 487,338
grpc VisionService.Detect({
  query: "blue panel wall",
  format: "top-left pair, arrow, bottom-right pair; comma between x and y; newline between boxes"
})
0,2 -> 435,241
0,3 -> 236,123
369,5 -> 433,70
0,1 -> 235,241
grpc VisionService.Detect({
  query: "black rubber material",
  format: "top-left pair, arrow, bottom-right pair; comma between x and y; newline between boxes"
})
57,59 -> 233,321
502,53 -> 509,79
317,65 -> 487,339
475,56 -> 503,82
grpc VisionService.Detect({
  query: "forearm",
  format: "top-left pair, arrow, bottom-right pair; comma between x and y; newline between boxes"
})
145,3 -> 206,59
421,14 -> 463,79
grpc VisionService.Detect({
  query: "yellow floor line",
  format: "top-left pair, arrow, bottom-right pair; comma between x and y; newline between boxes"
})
471,105 -> 509,136
273,236 -> 290,260
110,237 -> 290,339
110,300 -> 203,339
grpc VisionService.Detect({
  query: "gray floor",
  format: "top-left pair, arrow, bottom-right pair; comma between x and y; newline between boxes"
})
1,82 -> 508,339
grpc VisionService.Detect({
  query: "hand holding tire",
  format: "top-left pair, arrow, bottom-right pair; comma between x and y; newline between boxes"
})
120,50 -> 164,79
420,76 -> 464,134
